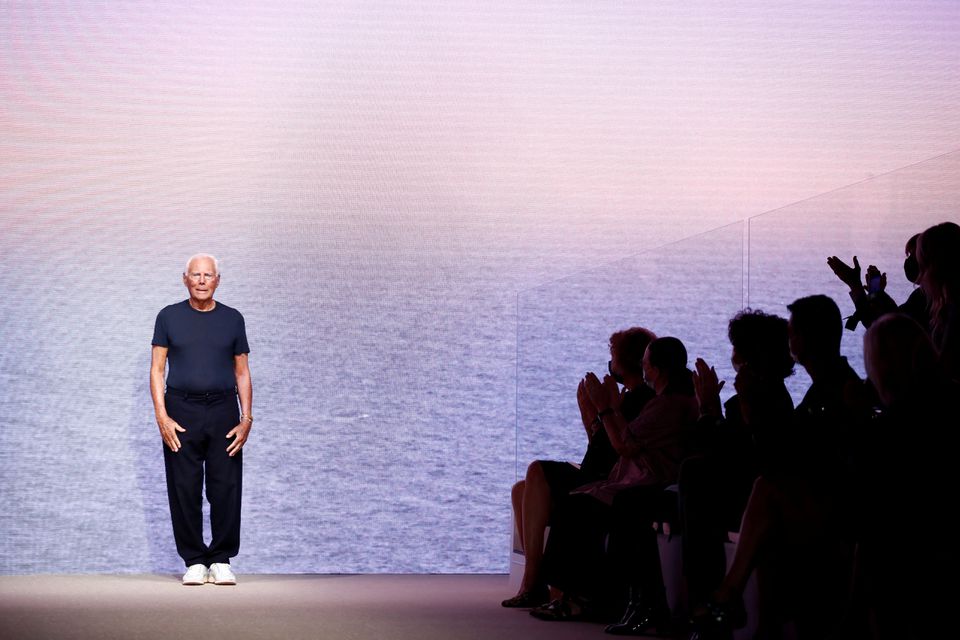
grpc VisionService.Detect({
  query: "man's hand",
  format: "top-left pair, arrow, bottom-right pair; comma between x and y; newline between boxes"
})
733,363 -> 760,399
226,421 -> 251,457
827,255 -> 863,292
158,416 -> 186,452
692,358 -> 725,418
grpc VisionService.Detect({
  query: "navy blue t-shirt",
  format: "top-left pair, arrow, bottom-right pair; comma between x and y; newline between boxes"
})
152,300 -> 250,393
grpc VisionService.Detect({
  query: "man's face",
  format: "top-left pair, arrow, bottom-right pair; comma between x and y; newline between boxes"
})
183,257 -> 220,301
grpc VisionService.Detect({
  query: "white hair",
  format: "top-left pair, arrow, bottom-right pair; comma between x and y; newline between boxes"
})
184,253 -> 221,276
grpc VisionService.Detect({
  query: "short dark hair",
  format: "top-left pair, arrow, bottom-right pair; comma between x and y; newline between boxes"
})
647,336 -> 687,371
787,294 -> 843,355
728,309 -> 794,379
647,336 -> 693,395
609,327 -> 657,377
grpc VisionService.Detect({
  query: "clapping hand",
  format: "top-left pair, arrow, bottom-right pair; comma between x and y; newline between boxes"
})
692,358 -> 724,418
864,264 -> 887,294
583,371 -> 621,413
827,255 -> 863,292
577,378 -> 599,430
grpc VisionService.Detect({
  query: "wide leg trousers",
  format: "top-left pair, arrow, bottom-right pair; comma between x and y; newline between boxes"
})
163,390 -> 242,567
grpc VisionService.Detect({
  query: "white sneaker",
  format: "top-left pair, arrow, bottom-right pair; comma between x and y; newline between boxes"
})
208,563 -> 237,585
182,564 -> 208,585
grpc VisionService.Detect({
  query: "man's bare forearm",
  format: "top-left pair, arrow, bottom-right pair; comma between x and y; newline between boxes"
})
150,368 -> 168,420
236,372 -> 252,419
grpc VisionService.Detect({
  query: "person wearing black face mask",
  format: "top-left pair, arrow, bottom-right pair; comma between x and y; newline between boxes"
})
827,233 -> 928,332
609,359 -> 625,385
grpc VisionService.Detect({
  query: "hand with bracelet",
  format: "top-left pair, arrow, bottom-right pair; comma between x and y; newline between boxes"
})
226,412 -> 253,457
577,378 -> 600,434
692,357 -> 725,419
583,371 -> 622,419
583,371 -> 633,456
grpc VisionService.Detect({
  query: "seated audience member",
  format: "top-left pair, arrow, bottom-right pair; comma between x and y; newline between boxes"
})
852,313 -> 960,640
689,295 -> 870,640
601,474 -> 680,635
603,338 -> 708,636
528,337 -> 698,623
503,328 -> 656,608
827,233 -> 927,331
916,221 -> 960,380
662,310 -> 794,635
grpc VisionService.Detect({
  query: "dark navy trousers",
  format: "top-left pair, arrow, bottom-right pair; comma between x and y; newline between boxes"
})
163,389 -> 242,567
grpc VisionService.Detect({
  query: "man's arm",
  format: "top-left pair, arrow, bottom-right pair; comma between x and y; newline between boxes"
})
226,353 -> 253,457
151,345 -> 185,452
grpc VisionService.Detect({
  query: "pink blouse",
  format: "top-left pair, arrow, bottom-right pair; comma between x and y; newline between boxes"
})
572,392 -> 698,505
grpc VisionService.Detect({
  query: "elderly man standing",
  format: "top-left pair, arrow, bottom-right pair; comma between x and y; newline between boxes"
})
150,254 -> 253,585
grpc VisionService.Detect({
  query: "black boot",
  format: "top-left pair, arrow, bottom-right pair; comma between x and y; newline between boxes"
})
604,588 -> 671,636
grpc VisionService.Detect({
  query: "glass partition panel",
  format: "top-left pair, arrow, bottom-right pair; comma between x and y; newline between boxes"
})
747,150 -> 960,401
516,222 -> 744,479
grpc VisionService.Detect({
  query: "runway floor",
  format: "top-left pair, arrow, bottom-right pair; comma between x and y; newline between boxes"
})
1,573 -> 622,640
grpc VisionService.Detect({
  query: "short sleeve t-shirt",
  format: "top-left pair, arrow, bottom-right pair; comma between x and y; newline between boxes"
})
152,300 -> 250,392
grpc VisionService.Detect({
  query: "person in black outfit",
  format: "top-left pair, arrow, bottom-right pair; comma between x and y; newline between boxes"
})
689,295 -> 870,640
150,253 -> 253,586
667,310 -> 795,635
503,327 -> 656,608
827,233 -> 927,332
850,312 -> 960,639
601,473 -> 684,635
